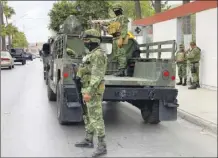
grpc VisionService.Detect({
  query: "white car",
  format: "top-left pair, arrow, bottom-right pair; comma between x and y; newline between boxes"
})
1,51 -> 15,69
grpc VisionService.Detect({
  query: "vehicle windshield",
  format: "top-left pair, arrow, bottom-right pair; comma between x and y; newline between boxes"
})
11,49 -> 23,54
1,51 -> 10,57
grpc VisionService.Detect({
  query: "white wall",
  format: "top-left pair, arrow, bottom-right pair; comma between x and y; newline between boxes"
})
153,19 -> 177,59
196,8 -> 217,90
153,19 -> 177,42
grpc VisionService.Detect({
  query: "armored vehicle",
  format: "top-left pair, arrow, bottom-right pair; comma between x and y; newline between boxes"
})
43,15 -> 179,125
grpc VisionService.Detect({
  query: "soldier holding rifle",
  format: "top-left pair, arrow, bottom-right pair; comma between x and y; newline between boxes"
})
92,4 -> 129,77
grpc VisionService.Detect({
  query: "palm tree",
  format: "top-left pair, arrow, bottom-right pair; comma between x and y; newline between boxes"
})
2,1 -> 15,48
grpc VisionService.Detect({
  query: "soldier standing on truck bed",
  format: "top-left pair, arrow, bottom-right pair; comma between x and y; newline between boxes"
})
175,44 -> 187,86
186,41 -> 201,89
93,4 -> 129,77
75,29 -> 108,157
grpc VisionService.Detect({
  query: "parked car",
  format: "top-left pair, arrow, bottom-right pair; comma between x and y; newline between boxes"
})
24,52 -> 33,61
9,48 -> 26,65
32,54 -> 36,59
1,50 -> 15,69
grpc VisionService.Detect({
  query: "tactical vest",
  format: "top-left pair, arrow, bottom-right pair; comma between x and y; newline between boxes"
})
188,47 -> 201,63
176,51 -> 185,62
77,48 -> 107,95
107,22 -> 121,35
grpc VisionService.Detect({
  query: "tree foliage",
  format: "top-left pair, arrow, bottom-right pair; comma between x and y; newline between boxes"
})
0,23 -> 18,37
48,1 -> 77,32
74,0 -> 111,28
3,1 -> 15,24
48,0 -> 111,32
150,0 -> 171,13
12,31 -> 28,48
110,1 -> 155,19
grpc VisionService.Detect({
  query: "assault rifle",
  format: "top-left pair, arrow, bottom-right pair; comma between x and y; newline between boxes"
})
72,64 -> 88,118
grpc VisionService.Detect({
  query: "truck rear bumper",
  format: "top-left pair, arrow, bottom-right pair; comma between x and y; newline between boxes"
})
14,58 -> 25,62
103,86 -> 178,102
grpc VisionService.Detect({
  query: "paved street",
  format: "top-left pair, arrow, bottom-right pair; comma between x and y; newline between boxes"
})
1,59 -> 217,157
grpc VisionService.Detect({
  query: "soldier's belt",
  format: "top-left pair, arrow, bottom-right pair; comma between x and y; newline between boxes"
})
190,61 -> 199,64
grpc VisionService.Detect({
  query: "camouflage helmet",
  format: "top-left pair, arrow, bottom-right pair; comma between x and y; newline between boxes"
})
179,44 -> 184,49
81,29 -> 101,44
190,41 -> 196,46
112,4 -> 123,11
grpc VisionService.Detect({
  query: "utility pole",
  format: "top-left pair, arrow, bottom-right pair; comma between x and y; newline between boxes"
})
0,1 -> 4,51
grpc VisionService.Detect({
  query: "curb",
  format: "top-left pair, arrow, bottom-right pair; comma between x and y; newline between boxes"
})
178,108 -> 217,134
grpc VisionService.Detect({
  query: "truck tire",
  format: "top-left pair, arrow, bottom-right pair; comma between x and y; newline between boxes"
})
141,105 -> 151,123
147,101 -> 160,124
22,60 -> 26,65
140,101 -> 160,124
56,81 -> 67,125
47,79 -> 56,101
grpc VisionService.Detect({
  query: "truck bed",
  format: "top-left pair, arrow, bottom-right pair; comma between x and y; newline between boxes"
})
104,75 -> 156,86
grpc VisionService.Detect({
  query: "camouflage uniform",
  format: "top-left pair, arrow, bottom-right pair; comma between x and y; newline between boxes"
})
75,29 -> 108,157
102,4 -> 129,76
175,44 -> 187,86
186,41 -> 201,89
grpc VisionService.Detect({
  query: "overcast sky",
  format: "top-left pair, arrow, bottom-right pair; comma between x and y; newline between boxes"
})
8,1 -> 183,44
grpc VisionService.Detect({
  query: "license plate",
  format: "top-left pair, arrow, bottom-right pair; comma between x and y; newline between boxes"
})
115,89 -> 138,98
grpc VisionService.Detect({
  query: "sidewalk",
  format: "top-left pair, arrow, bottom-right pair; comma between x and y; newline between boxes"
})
176,85 -> 217,134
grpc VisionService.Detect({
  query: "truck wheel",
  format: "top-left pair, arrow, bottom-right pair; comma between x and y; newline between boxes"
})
147,101 -> 160,124
47,79 -> 56,101
22,60 -> 26,65
56,81 -> 67,125
141,105 -> 151,123
140,101 -> 160,124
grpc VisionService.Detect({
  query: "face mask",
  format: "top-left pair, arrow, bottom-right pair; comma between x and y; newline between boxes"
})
114,9 -> 122,16
84,42 -> 99,52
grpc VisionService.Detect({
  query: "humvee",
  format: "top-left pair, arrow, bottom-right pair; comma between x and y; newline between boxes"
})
43,15 -> 179,125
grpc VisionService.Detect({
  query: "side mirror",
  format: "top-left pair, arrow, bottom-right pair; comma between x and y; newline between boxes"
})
42,43 -> 50,55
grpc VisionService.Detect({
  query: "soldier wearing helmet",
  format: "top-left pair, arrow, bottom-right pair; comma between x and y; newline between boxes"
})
94,4 -> 129,77
186,41 -> 201,89
175,44 -> 187,86
75,29 -> 108,157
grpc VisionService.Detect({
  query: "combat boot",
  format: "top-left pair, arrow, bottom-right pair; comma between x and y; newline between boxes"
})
176,77 -> 182,85
92,136 -> 107,157
188,83 -> 197,89
182,78 -> 187,86
113,69 -> 125,77
75,132 -> 94,148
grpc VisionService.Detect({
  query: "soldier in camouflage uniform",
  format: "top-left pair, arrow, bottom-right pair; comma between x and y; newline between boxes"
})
75,29 -> 108,157
175,44 -> 187,86
186,41 -> 201,89
98,4 -> 129,77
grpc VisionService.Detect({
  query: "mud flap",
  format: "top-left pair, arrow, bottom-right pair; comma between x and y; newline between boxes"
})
62,103 -> 83,123
159,100 -> 179,121
60,85 -> 83,123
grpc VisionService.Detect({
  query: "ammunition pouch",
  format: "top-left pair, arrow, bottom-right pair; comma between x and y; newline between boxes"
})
107,22 -> 121,35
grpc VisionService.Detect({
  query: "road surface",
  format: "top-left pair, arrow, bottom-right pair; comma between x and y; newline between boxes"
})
1,59 -> 217,157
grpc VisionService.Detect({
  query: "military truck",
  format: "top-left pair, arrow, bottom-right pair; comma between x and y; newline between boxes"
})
43,15 -> 179,125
